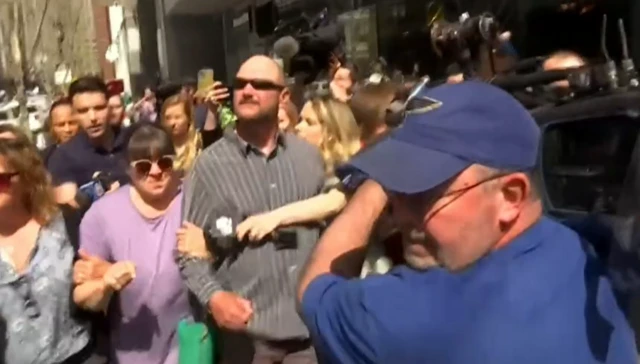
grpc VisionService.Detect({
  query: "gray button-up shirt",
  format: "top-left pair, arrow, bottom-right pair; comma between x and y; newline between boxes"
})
0,214 -> 90,364
180,130 -> 325,340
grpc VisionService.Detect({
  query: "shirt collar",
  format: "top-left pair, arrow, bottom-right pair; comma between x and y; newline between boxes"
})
77,126 -> 126,153
225,129 -> 287,158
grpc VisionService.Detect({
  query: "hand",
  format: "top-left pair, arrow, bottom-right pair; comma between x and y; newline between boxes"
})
446,73 -> 464,84
498,31 -> 511,43
204,82 -> 230,112
208,291 -> 253,331
107,181 -> 120,193
236,213 -> 282,243
102,261 -> 136,291
74,250 -> 112,285
177,221 -> 213,260
54,183 -> 79,205
329,81 -> 350,102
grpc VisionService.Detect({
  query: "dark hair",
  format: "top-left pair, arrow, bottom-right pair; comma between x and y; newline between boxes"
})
154,82 -> 183,111
182,77 -> 197,89
349,82 -> 398,142
48,97 -> 72,118
127,123 -> 175,162
68,75 -> 108,101
330,61 -> 358,83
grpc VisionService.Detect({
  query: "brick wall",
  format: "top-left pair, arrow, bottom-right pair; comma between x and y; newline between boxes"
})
92,3 -> 116,80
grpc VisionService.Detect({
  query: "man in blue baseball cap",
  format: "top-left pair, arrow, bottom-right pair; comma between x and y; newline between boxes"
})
297,81 -> 637,363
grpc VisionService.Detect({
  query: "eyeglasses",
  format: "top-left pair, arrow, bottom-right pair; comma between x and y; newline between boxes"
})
130,156 -> 175,176
391,172 -> 511,221
0,172 -> 18,190
233,78 -> 285,91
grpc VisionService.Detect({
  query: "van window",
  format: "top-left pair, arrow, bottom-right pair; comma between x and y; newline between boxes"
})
541,116 -> 640,214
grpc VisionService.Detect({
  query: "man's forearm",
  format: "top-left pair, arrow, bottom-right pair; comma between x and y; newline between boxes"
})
178,257 -> 224,306
297,180 -> 388,302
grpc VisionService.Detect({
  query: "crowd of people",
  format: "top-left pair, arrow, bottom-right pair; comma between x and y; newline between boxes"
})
0,47 -> 637,364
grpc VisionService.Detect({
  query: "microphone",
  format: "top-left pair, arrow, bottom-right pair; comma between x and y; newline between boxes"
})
490,69 -> 574,91
273,36 -> 300,62
601,15 -> 619,90
78,172 -> 115,203
617,18 -> 638,87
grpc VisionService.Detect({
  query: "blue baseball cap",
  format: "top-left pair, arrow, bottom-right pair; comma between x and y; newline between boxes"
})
340,81 -> 540,194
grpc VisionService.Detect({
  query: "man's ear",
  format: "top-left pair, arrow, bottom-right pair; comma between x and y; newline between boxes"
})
280,87 -> 291,104
497,173 -> 530,225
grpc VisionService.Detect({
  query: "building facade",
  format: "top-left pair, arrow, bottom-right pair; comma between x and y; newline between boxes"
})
153,0 -> 639,87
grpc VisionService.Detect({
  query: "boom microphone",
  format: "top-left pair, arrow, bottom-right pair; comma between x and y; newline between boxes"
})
490,69 -> 574,91
506,56 -> 546,73
273,36 -> 300,61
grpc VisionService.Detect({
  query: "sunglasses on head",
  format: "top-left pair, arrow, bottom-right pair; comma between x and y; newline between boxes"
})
0,172 -> 18,191
130,156 -> 175,176
233,78 -> 285,91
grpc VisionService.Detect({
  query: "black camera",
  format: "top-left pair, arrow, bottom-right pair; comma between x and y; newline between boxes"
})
430,13 -> 502,78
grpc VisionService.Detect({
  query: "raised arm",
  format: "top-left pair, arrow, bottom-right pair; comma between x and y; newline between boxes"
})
274,188 -> 347,225
236,188 -> 347,242
297,180 -> 388,302
295,180 -> 390,363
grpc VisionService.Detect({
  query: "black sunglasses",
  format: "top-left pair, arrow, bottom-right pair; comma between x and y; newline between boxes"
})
130,156 -> 175,176
0,172 -> 18,190
233,78 -> 285,91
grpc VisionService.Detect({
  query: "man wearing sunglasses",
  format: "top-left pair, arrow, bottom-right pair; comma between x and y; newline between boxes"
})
181,55 -> 325,363
297,81 -> 636,363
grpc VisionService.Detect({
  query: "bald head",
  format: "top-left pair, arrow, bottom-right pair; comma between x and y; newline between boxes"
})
543,51 -> 586,91
543,51 -> 586,71
233,55 -> 289,125
237,55 -> 286,85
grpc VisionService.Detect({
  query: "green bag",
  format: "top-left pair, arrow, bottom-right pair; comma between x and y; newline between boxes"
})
178,319 -> 216,364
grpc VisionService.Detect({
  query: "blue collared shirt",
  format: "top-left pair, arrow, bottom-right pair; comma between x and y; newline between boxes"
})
47,128 -> 130,187
300,217 -> 637,364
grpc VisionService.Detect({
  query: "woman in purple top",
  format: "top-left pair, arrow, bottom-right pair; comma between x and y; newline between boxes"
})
73,124 -> 196,364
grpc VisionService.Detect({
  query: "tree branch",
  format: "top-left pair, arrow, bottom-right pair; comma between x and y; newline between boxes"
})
29,0 -> 51,59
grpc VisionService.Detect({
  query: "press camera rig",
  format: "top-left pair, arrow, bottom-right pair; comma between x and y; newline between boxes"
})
423,11 -> 639,109
430,12 -> 503,79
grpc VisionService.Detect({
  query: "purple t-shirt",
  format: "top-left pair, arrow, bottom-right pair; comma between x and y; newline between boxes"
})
79,185 -> 191,364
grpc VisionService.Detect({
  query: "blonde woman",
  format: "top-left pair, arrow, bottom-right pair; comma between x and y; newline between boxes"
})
160,94 -> 203,174
234,97 -> 360,242
296,97 -> 361,177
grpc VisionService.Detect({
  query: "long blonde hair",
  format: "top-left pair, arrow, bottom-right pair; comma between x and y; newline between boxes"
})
0,126 -> 58,225
161,94 -> 202,172
307,97 -> 361,176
